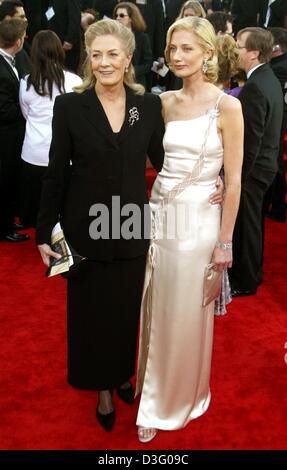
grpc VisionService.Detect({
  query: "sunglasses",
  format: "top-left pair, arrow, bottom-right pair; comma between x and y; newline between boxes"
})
115,13 -> 129,18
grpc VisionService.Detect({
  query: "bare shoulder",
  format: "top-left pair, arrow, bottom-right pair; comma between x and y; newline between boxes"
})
160,90 -> 180,118
219,94 -> 242,115
160,90 -> 178,106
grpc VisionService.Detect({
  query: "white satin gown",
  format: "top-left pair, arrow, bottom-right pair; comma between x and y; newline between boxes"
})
136,94 -> 225,430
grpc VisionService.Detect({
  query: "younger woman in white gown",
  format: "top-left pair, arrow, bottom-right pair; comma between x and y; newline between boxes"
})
136,17 -> 244,443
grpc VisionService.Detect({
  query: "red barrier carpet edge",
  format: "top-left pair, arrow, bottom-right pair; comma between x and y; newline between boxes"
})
0,202 -> 286,450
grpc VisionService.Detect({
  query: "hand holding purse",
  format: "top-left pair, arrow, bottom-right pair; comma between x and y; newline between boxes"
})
202,263 -> 222,307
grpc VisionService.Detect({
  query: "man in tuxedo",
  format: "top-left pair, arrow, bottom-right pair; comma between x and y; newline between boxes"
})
0,18 -> 30,242
231,0 -> 261,36
259,0 -> 287,28
229,27 -> 283,295
0,0 -> 31,77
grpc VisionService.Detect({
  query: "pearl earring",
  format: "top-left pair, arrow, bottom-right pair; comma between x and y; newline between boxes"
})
202,59 -> 208,74
125,66 -> 129,73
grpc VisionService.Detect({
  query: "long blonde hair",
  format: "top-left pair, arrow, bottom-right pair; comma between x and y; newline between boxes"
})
74,19 -> 144,95
165,17 -> 218,84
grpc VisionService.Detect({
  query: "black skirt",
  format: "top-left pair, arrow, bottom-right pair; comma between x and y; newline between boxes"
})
67,255 -> 146,390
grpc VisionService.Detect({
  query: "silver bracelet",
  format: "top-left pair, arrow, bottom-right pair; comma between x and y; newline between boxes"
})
215,241 -> 233,250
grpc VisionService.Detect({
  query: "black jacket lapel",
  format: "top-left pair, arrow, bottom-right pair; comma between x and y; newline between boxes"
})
81,86 -> 144,147
81,87 -> 118,148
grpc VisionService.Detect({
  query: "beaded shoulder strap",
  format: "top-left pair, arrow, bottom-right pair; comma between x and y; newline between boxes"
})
158,93 -> 225,210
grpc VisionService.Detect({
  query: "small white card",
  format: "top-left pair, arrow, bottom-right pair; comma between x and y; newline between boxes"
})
136,0 -> 147,5
151,61 -> 169,78
45,6 -> 55,21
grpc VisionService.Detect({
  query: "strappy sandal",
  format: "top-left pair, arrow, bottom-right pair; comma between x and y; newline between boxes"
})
138,426 -> 157,443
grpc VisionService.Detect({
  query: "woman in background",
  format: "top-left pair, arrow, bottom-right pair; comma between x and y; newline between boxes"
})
113,2 -> 152,88
177,1 -> 207,20
216,34 -> 240,91
19,30 -> 82,227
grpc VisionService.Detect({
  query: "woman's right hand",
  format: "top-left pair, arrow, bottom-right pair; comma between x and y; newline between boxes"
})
38,244 -> 62,267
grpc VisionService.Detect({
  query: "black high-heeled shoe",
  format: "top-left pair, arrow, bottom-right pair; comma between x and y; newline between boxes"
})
116,382 -> 134,405
96,407 -> 115,431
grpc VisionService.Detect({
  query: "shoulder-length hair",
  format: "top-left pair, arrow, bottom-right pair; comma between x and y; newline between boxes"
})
27,30 -> 65,99
217,34 -> 240,84
113,2 -> 146,32
74,19 -> 144,95
165,17 -> 218,84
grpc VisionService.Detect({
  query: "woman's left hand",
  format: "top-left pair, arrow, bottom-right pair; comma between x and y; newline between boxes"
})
209,176 -> 224,205
212,246 -> 232,272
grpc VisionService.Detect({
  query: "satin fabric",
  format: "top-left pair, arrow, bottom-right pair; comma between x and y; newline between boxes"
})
136,98 -> 224,430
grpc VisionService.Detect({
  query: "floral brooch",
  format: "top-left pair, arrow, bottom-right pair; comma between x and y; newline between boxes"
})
128,107 -> 139,126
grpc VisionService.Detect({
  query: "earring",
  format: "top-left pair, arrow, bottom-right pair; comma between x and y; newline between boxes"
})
202,59 -> 208,74
125,66 -> 129,73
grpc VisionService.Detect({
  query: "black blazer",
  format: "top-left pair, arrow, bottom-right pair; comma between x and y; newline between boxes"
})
36,87 -> 165,261
0,56 -> 25,161
238,64 -> 283,181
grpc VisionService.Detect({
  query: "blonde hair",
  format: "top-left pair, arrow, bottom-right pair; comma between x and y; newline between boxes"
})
114,2 -> 146,32
217,34 -> 240,84
177,1 -> 206,20
74,19 -> 144,95
165,17 -> 218,83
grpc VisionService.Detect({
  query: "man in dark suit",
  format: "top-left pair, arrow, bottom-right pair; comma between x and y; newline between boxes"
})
231,0 -> 261,36
0,18 -> 30,241
43,0 -> 81,73
264,27 -> 287,222
259,0 -> 287,29
0,0 -> 31,77
229,27 -> 283,295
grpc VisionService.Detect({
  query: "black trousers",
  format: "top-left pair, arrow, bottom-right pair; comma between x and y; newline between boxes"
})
67,255 -> 146,390
229,169 -> 276,292
0,147 -> 22,236
20,161 -> 47,228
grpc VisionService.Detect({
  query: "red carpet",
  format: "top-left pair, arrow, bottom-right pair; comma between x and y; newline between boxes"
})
0,190 -> 286,449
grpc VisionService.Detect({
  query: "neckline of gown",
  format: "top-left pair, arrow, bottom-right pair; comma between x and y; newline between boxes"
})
166,108 -> 218,126
165,109 -> 224,151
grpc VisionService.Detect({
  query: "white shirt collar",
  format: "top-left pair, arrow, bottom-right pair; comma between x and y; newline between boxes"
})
0,48 -> 15,63
247,63 -> 265,79
0,48 -> 19,79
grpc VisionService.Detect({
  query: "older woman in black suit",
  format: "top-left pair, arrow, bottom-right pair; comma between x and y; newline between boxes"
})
36,19 -> 164,431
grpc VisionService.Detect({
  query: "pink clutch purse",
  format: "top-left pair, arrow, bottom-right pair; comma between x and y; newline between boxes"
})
202,263 -> 222,307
